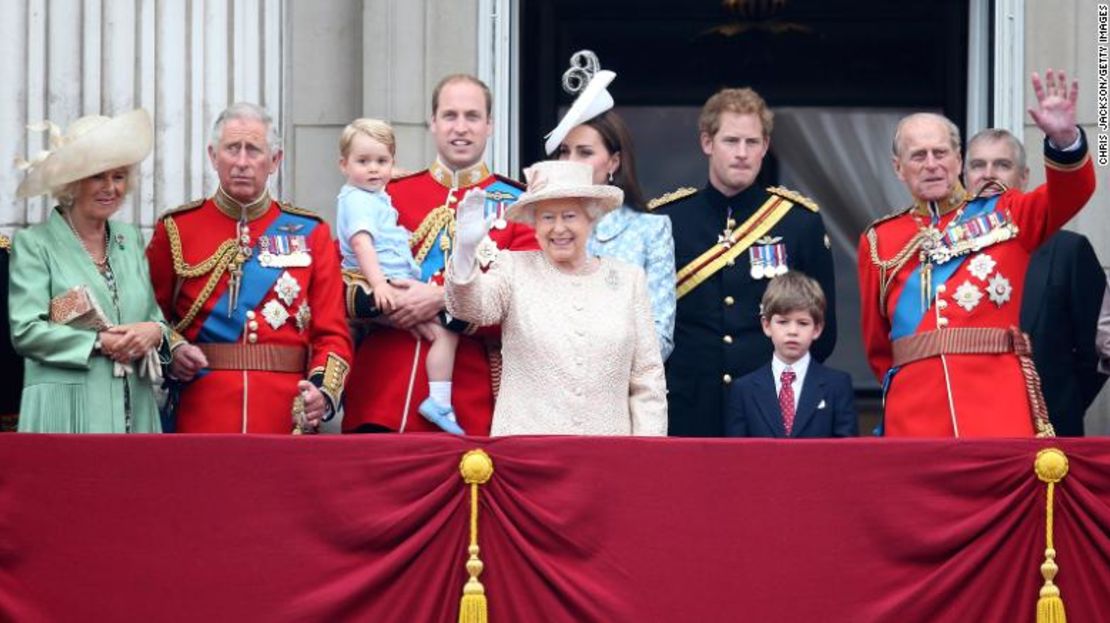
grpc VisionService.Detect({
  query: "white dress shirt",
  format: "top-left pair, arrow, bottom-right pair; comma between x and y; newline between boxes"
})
771,351 -> 811,400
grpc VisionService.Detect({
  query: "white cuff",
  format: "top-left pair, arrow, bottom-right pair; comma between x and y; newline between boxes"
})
1048,128 -> 1082,152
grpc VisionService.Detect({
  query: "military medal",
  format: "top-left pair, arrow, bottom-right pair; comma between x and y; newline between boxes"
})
953,280 -> 983,312
285,235 -> 312,267
274,271 -> 301,306
773,243 -> 789,276
258,234 -> 312,268
967,253 -> 997,281
748,247 -> 765,279
262,299 -> 290,329
295,302 -> 312,333
486,189 -> 515,230
986,272 -> 1013,306
257,235 -> 274,267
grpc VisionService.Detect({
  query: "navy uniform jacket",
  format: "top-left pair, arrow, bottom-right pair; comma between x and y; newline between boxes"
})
655,182 -> 837,437
1020,230 -> 1108,436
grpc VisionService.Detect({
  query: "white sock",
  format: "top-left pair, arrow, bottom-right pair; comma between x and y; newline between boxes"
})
429,382 -> 452,409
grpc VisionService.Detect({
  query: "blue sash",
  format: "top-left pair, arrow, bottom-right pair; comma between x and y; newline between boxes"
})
196,211 -> 318,344
888,195 -> 1000,340
418,180 -> 522,281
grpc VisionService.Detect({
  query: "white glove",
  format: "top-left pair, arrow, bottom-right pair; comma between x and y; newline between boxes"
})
452,188 -> 492,280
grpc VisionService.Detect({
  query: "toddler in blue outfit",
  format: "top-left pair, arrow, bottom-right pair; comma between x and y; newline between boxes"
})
336,119 -> 463,434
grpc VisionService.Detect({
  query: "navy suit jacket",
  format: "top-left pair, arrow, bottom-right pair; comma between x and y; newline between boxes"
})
724,360 -> 858,438
1020,231 -> 1108,436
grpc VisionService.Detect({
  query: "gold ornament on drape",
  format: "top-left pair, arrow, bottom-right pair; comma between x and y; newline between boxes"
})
458,450 -> 494,623
1034,448 -> 1069,623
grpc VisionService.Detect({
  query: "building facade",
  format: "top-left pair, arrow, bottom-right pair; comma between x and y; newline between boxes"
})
3,0 -> 1107,429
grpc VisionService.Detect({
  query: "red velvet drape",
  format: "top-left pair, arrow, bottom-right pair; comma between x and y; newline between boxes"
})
1,436 -> 1108,622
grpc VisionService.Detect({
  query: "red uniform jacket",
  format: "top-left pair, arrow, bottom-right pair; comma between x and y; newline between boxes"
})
858,135 -> 1095,437
343,159 -> 538,434
147,194 -> 352,433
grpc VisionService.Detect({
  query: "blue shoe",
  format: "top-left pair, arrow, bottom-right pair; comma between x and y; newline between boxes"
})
418,397 -> 466,435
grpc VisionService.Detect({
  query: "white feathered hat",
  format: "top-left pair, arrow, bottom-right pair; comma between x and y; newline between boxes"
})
17,108 -> 153,199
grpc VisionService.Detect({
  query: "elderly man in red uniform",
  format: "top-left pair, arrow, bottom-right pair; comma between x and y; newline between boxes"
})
149,102 -> 352,433
858,69 -> 1096,437
343,74 -> 537,434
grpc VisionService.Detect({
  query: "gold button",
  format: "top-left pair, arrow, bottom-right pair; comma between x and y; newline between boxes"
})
937,300 -> 948,309
935,284 -> 947,294
248,321 -> 258,331
246,310 -> 256,320
724,296 -> 735,306
723,335 -> 733,344
937,317 -> 949,327
723,373 -> 733,384
726,218 -> 736,229
248,333 -> 258,343
726,259 -> 735,267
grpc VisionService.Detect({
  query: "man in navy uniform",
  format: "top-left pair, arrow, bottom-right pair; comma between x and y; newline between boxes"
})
653,87 -> 837,437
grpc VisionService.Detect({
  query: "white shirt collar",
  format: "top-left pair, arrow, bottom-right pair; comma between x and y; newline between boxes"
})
771,351 -> 811,395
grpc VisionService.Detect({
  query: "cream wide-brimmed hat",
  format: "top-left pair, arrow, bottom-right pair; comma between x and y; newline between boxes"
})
16,108 -> 153,199
543,69 -> 616,156
504,160 -> 623,225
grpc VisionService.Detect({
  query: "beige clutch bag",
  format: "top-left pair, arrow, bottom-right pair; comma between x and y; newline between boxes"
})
49,285 -> 111,331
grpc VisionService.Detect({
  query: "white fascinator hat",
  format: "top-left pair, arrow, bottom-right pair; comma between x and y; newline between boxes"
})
543,50 -> 617,156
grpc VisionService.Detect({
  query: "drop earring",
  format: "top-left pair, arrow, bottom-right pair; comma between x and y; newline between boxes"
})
607,171 -> 614,184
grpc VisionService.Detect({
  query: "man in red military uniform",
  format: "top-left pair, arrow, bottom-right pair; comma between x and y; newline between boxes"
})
858,69 -> 1096,437
343,74 -> 537,434
149,102 -> 352,433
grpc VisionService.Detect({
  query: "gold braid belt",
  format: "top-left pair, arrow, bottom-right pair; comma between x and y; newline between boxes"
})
164,216 -> 240,332
866,227 -> 927,319
409,205 -> 456,266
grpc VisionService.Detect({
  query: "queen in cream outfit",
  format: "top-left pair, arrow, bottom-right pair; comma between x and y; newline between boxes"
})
446,160 -> 667,436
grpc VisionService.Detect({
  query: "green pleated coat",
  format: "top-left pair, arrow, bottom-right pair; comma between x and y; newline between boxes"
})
9,208 -> 166,433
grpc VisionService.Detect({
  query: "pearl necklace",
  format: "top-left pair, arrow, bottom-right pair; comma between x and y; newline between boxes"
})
62,209 -> 110,269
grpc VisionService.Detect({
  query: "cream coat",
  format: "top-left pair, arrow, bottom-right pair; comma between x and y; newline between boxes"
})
446,251 -> 667,436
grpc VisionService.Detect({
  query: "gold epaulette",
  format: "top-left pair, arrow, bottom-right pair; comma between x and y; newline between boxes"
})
0,234 -> 10,251
158,198 -> 205,220
390,169 -> 427,183
767,186 -> 819,212
647,187 -> 698,211
864,206 -> 913,233
279,202 -> 323,221
491,173 -> 525,190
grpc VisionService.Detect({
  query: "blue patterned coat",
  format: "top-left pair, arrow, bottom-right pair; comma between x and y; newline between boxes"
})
588,205 -> 676,360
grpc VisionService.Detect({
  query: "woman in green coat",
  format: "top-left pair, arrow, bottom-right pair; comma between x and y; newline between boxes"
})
11,109 -> 169,433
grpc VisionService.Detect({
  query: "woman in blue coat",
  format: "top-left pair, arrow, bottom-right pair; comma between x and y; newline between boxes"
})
547,63 -> 676,360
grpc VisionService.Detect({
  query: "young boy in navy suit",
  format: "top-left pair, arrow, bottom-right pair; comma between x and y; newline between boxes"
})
725,271 -> 857,438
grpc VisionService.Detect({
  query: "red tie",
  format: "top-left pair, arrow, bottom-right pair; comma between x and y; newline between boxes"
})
779,368 -> 796,436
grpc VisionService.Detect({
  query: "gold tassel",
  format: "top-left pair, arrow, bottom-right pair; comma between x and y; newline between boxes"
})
458,450 -> 494,623
1034,448 -> 1069,623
